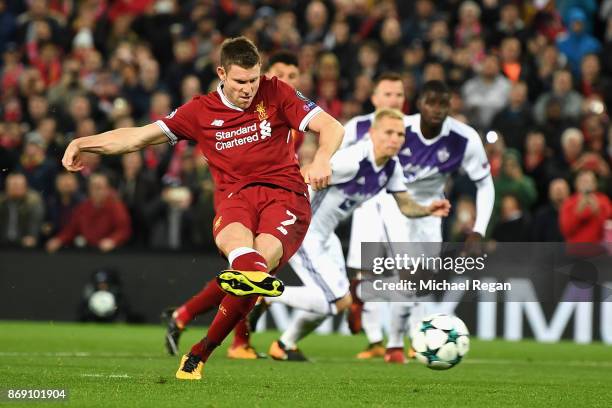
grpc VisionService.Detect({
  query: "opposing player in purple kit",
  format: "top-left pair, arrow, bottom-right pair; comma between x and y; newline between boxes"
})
344,79 -> 494,363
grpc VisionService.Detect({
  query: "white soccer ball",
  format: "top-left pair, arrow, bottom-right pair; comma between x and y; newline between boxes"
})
410,313 -> 470,370
88,290 -> 117,317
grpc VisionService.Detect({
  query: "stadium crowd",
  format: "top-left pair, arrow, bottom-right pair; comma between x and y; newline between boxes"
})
0,0 -> 611,252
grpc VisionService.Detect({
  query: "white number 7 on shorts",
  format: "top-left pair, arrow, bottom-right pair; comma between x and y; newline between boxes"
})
276,210 -> 297,236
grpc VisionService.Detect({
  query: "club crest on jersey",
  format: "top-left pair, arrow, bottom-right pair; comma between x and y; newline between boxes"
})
256,101 -> 268,121
437,147 -> 450,163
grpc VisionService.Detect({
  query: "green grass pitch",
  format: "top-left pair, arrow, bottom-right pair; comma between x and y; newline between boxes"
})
1,321 -> 611,407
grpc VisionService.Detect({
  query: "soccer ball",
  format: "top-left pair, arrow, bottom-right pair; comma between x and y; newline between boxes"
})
410,313 -> 470,370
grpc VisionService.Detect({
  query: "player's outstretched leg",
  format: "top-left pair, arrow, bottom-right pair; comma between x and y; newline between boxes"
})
176,295 -> 258,379
357,302 -> 385,359
269,310 -> 325,361
227,318 -> 264,359
162,279 -> 227,356
348,278 -> 363,334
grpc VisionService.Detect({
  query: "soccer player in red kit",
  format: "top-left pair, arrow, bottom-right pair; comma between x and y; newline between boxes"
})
163,51 -> 306,360
61,37 -> 344,380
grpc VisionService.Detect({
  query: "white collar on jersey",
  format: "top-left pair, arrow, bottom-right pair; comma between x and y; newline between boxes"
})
217,82 -> 244,112
365,138 -> 386,172
413,114 -> 452,146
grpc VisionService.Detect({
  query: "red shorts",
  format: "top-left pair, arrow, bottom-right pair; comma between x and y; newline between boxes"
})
212,184 -> 311,271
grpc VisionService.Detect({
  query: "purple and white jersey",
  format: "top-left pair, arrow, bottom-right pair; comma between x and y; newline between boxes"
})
343,112 -> 490,204
400,114 -> 489,202
308,138 -> 406,238
340,112 -> 376,148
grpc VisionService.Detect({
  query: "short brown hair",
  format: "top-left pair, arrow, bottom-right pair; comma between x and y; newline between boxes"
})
220,36 -> 261,71
374,72 -> 403,87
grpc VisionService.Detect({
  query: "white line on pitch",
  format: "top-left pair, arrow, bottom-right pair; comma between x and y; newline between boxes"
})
81,373 -> 130,378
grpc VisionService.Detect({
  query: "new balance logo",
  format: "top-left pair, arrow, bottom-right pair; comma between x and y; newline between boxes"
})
211,119 -> 224,126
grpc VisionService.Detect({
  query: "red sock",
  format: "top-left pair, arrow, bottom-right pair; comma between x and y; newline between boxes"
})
190,295 -> 258,361
350,278 -> 363,306
229,248 -> 268,272
227,249 -> 266,347
178,279 -> 226,325
231,319 -> 250,348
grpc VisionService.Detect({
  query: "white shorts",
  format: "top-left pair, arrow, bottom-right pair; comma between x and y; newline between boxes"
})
289,232 -> 350,302
346,192 -> 443,270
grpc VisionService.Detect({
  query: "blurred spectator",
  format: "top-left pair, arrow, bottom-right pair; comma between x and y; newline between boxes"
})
524,130 -> 556,207
164,39 -> 197,104
455,1 -> 482,48
490,2 -> 527,46
16,131 -> 57,198
462,54 -> 511,129
42,171 -> 83,238
24,94 -> 50,128
46,173 -> 131,253
490,81 -> 533,152
552,127 -> 583,179
558,0 -> 598,34
350,42 -> 381,87
0,172 -> 44,247
491,194 -> 531,242
499,37 -> 531,84
534,69 -> 583,126
540,97 -> 575,156
0,1 -> 17,54
117,152 -> 159,247
524,41 -> 559,102
401,0 -> 437,44
531,178 -> 570,242
559,170 -> 612,243
145,180 -> 195,250
556,7 -> 601,76
379,17 -> 403,72
494,149 -> 538,222
223,0 -> 255,38
302,0 -> 329,44
180,75 -> 201,105
579,54 -> 612,108
124,58 -> 160,121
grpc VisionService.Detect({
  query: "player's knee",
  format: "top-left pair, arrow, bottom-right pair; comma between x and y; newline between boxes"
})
253,233 -> 283,270
334,293 -> 353,314
215,222 -> 254,255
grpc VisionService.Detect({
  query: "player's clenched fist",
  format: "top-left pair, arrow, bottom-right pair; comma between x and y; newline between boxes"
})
427,199 -> 451,217
62,140 -> 84,172
301,158 -> 332,191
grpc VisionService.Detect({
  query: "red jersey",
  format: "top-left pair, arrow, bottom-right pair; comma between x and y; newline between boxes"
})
156,76 -> 321,199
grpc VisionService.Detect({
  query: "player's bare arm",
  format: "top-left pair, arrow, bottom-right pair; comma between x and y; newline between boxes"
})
393,191 -> 451,218
302,111 -> 344,191
62,123 -> 168,172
